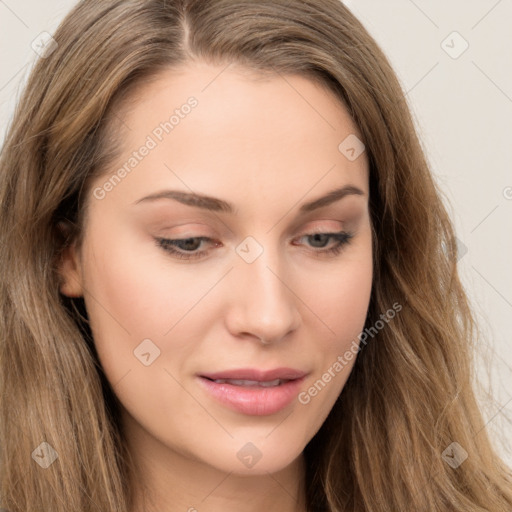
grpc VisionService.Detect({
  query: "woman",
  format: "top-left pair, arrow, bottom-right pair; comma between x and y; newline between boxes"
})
1,0 -> 511,510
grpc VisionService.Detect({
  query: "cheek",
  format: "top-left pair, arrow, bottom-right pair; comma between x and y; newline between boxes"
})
81,226 -> 210,338
301,235 -> 372,397
310,234 -> 373,344
79,225 -> 214,387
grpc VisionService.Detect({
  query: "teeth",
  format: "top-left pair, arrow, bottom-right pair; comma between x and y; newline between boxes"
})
225,379 -> 260,386
259,379 -> 282,387
212,378 -> 285,387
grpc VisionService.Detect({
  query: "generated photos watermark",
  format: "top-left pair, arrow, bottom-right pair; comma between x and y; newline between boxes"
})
298,301 -> 402,405
93,96 -> 199,200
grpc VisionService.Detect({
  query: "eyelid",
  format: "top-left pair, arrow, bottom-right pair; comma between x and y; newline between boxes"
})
158,219 -> 345,237
298,222 -> 344,234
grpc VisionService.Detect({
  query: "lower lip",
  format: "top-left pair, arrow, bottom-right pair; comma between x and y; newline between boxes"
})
197,376 -> 305,416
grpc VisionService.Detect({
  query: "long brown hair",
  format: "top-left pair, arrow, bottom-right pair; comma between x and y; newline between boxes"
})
1,1 -> 511,510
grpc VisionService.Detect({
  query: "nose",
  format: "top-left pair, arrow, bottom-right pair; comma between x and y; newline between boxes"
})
224,246 -> 301,345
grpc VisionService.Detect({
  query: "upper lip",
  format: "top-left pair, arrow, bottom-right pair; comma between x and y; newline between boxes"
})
199,367 -> 308,381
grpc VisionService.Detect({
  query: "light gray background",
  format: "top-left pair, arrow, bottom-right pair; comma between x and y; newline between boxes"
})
1,0 -> 511,466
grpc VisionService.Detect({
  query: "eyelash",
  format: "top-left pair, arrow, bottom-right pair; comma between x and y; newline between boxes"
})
155,231 -> 354,261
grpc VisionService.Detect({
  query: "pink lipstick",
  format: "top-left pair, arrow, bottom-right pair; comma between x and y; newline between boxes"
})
197,367 -> 307,416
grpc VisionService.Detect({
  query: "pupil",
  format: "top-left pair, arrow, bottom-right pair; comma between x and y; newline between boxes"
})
310,234 -> 329,248
182,238 -> 200,250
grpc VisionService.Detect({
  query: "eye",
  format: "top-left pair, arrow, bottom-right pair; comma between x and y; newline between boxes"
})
155,236 -> 218,260
293,231 -> 354,257
155,230 -> 354,261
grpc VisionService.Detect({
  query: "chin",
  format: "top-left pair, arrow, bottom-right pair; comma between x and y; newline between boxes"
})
197,433 -> 307,477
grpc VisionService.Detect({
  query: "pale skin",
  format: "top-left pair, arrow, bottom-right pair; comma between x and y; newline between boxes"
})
58,61 -> 373,512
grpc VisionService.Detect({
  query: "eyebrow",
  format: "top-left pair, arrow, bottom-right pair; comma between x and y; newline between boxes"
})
134,184 -> 365,214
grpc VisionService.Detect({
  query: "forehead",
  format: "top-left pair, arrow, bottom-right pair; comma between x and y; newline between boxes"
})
92,61 -> 368,213
120,61 -> 360,136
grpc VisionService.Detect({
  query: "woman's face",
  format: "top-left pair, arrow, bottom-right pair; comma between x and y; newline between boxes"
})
59,62 -> 373,478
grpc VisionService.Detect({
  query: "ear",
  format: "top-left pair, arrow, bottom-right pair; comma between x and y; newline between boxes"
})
56,221 -> 84,298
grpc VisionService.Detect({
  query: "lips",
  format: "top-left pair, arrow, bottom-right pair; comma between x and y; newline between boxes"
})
197,367 -> 308,416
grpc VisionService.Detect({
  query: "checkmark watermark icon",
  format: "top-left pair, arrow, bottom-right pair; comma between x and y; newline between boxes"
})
442,441 -> 468,469
440,31 -> 469,60
31,32 -> 58,58
237,442 -> 263,469
31,441 -> 58,469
